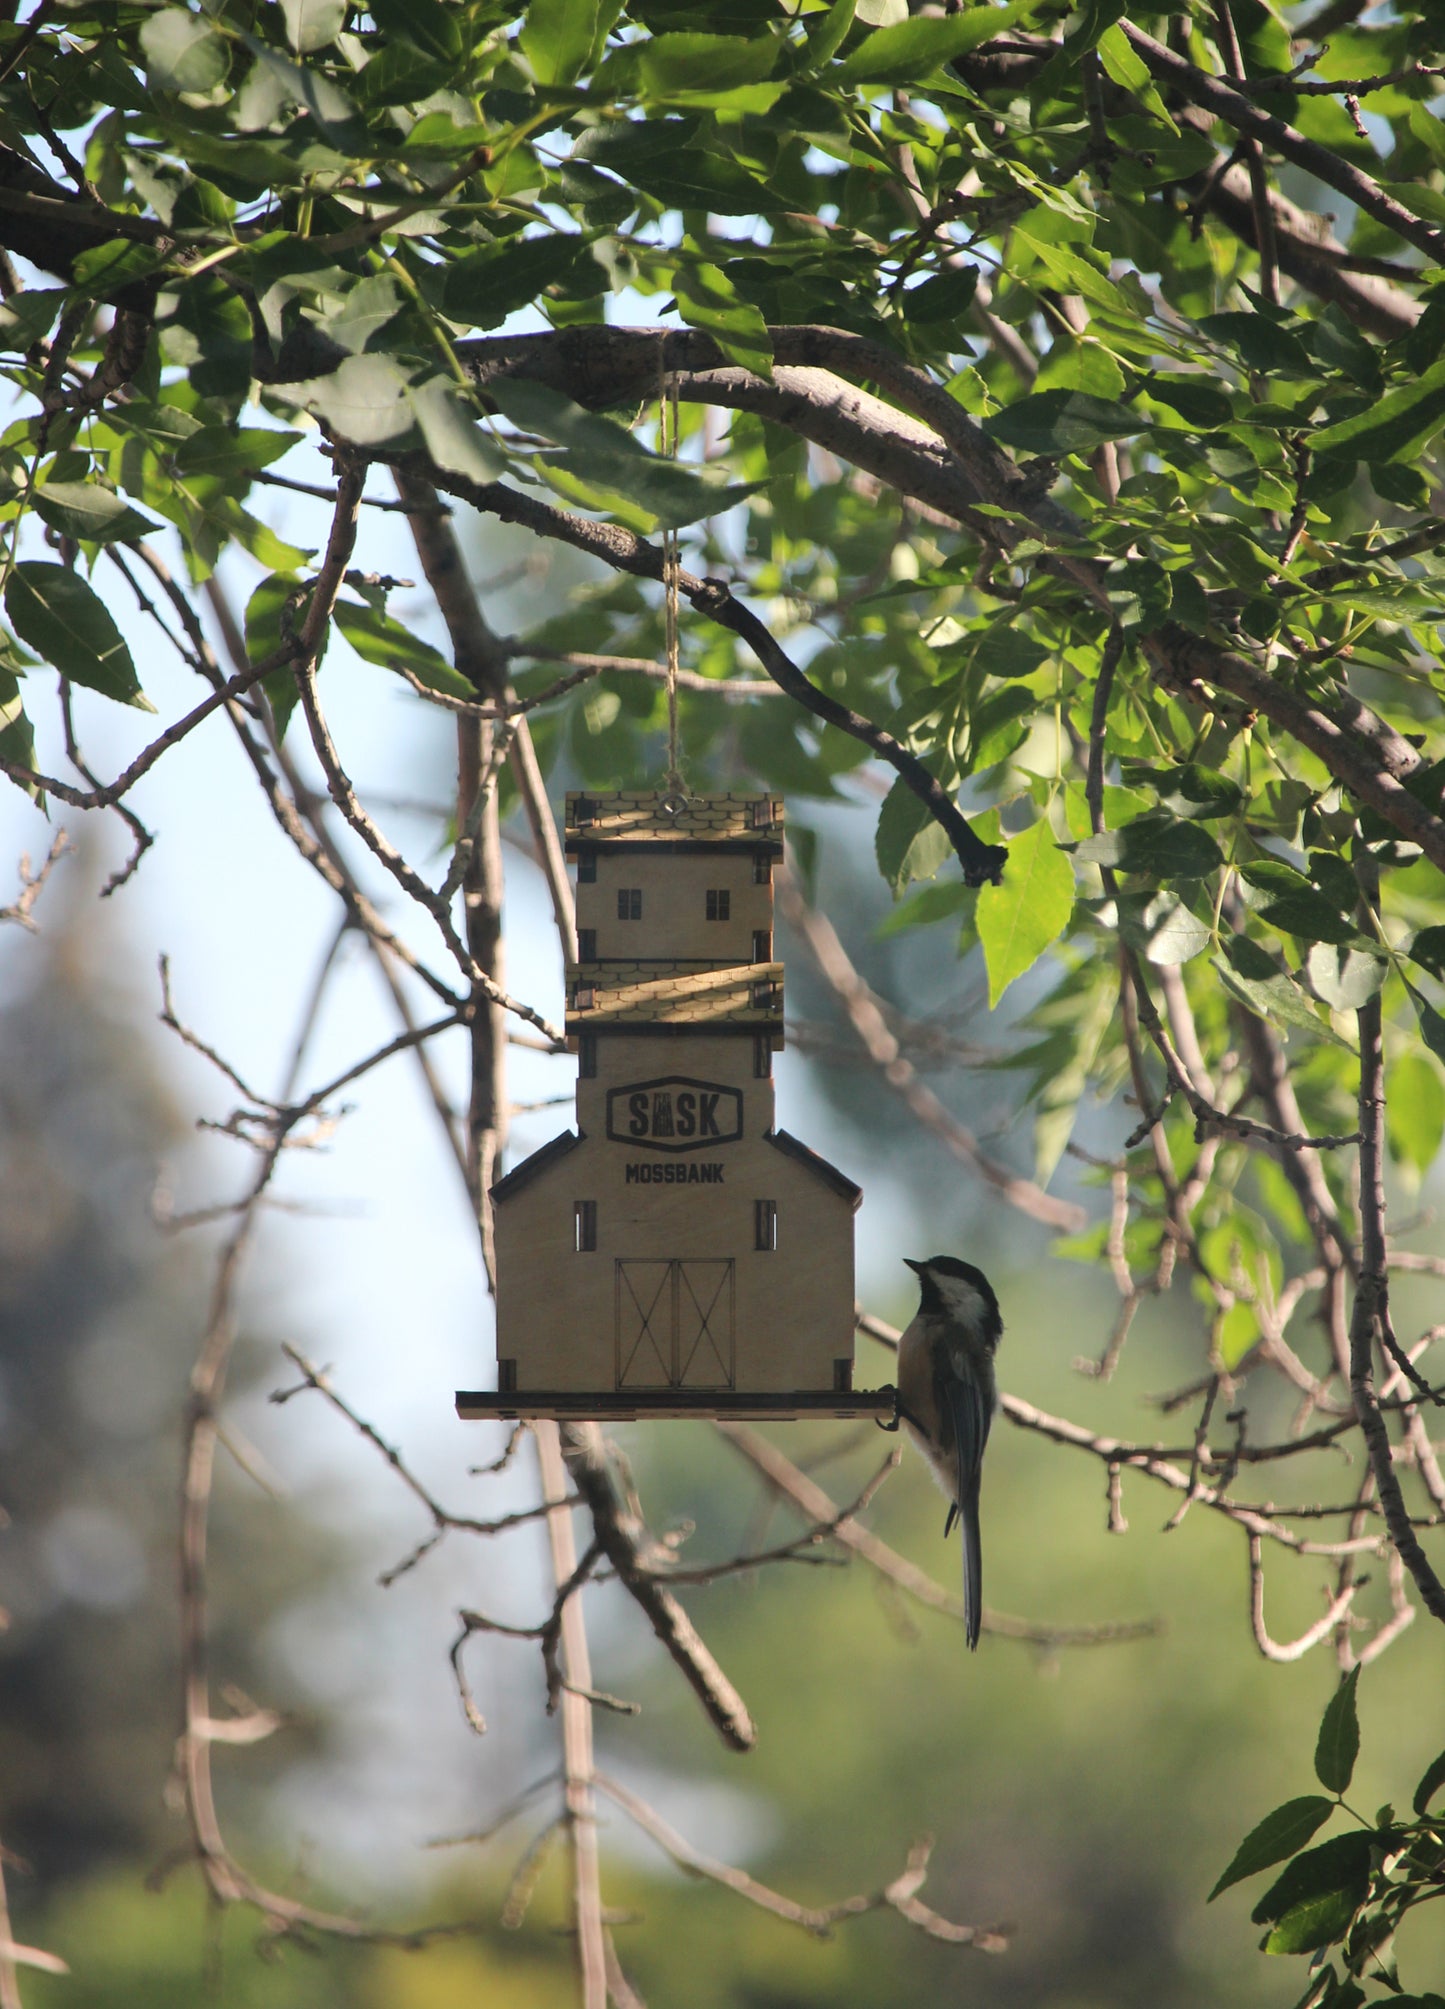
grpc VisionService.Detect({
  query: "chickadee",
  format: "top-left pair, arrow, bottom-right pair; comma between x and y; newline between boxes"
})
897,1256 -> 1002,1651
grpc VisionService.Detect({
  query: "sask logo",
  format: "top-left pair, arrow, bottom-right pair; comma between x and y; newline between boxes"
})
606,1077 -> 743,1152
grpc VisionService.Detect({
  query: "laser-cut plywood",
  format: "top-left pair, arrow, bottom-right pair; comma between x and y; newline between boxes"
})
456,792 -> 888,1421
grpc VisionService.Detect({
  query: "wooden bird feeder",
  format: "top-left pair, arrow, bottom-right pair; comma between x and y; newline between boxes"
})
456,790 -> 893,1422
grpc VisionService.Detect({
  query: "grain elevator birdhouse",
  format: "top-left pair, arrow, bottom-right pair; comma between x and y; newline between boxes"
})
456,791 -> 890,1421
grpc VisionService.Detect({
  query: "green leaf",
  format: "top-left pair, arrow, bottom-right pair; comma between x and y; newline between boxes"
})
320,274 -> 402,355
977,816 -> 1075,1007
1389,1049 -> 1445,1180
333,599 -> 475,698
281,0 -> 346,55
1218,937 -> 1338,1042
1306,943 -> 1385,1012
369,0 -> 464,62
1409,924 -> 1445,979
1412,1748 -> 1445,1817
409,378 -> 506,485
835,3 -> 1029,84
140,7 -> 229,92
802,0 -> 857,68
1075,815 -> 1223,878
1264,1886 -> 1364,1957
1199,312 -> 1314,377
490,378 -> 756,530
245,573 -> 303,741
3,562 -> 151,710
673,262 -> 773,378
1134,763 -> 1243,822
1315,1669 -> 1361,1795
904,263 -> 979,325
1259,889 -> 1358,947
70,237 -> 168,296
173,427 -> 304,479
520,0 -> 599,86
0,663 -> 38,798
982,390 -> 1148,456
31,481 -> 160,545
291,355 -> 415,446
1252,1831 -> 1371,1931
972,626 -> 1049,679
442,234 -> 593,330
1311,355 -> 1445,464
1412,989 -> 1445,1067
640,32 -> 780,100
1211,1797 -> 1337,1902
875,776 -> 952,895
1094,22 -> 1177,130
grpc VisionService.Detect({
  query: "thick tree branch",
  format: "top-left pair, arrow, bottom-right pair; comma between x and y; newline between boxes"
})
560,1423 -> 757,1752
381,450 -> 1006,885
1121,24 -> 1445,265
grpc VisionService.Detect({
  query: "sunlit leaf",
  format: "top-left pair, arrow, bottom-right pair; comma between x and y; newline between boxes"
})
977,816 -> 1075,1007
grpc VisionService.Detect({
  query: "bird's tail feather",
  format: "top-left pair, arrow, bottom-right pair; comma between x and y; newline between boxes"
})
960,1481 -> 983,1651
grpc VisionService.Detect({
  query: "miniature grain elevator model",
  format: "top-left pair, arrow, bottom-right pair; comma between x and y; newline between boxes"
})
456,791 -> 892,1421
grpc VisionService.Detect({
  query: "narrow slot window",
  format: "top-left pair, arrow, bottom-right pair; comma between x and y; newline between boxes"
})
754,1199 -> 777,1252
617,887 -> 642,921
751,928 -> 771,964
706,888 -> 731,921
833,1359 -> 852,1393
751,979 -> 773,1009
577,853 -> 597,883
578,1033 -> 597,1079
753,1033 -> 771,1079
577,927 -> 596,961
498,1358 -> 517,1392
753,852 -> 771,886
574,1200 -> 597,1253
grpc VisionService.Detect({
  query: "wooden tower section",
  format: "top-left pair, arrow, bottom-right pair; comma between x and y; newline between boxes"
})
457,791 -> 889,1420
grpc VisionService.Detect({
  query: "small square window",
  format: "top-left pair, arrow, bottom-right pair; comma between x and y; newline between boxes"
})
706,888 -> 731,921
754,1199 -> 777,1252
574,1200 -> 597,1253
577,853 -> 597,884
617,887 -> 642,921
577,928 -> 597,962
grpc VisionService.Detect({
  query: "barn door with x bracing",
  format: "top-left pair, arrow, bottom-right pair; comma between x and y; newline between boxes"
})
615,1259 -> 735,1389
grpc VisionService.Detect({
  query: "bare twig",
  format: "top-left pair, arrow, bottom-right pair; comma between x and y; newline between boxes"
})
717,1419 -> 1158,1645
776,861 -> 1084,1231
534,1423 -> 607,2009
1349,930 -> 1445,1623
1246,1534 -> 1357,1662
595,1773 -> 1010,1951
0,830 -> 69,931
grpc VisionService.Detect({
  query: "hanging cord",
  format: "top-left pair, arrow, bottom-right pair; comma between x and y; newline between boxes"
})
658,346 -> 685,802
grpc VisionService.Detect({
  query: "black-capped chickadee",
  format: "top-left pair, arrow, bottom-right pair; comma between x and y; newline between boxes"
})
897,1256 -> 1002,1651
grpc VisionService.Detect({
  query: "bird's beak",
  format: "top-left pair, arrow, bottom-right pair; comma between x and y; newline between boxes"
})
904,1258 -> 925,1275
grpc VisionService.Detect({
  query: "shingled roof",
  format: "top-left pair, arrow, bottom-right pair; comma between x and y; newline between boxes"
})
566,961 -> 783,1032
566,791 -> 784,851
